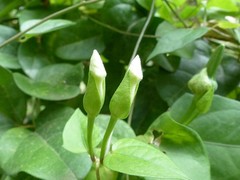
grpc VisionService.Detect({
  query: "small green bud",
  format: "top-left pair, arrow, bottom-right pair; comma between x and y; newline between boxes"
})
188,68 -> 217,96
109,55 -> 143,119
188,68 -> 217,113
83,50 -> 106,117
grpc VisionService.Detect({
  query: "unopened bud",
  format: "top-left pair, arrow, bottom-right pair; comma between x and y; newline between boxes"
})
109,55 -> 143,119
83,50 -> 106,117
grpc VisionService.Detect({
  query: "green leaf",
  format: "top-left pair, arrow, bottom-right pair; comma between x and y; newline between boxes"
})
0,0 -> 23,18
35,63 -> 83,85
56,36 -> 105,60
190,96 -> 240,180
13,72 -> 80,101
148,112 -> 211,180
20,19 -> 75,40
148,27 -> 209,59
0,25 -> 19,68
18,39 -> 50,78
62,109 -> 102,153
0,128 -> 30,170
136,0 -> 152,10
0,53 -> 21,69
218,21 -> 240,29
207,0 -> 239,12
170,93 -> 240,179
104,138 -> 189,179
0,106 -> 92,179
0,67 -> 26,123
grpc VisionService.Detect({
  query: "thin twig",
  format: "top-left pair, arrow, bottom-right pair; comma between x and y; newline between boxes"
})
0,0 -> 102,48
163,0 -> 188,28
127,0 -> 156,125
88,16 -> 159,38
130,0 -> 156,61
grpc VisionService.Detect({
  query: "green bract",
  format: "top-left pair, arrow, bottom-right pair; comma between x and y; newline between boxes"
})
83,50 -> 106,117
109,55 -> 143,119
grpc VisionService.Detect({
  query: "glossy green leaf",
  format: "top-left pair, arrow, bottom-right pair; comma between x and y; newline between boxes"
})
18,39 -> 50,78
0,67 -> 26,123
62,109 -> 101,153
104,138 -> 189,179
13,73 -> 80,101
0,25 -> 19,68
148,112 -> 211,180
0,53 -> 21,69
148,27 -> 209,59
170,93 -> 240,179
20,19 -> 75,39
0,107 -> 92,179
56,36 -> 105,60
35,63 -> 83,85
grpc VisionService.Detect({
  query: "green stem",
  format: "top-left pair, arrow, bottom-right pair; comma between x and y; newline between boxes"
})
88,16 -> 158,38
0,0 -> 102,48
95,161 -> 101,180
130,0 -> 156,61
87,115 -> 96,162
127,0 -> 155,126
100,116 -> 118,163
179,96 -> 201,125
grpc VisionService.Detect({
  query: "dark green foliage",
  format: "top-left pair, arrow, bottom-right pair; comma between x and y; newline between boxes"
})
0,0 -> 240,179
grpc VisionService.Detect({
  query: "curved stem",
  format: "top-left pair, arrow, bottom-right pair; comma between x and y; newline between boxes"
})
130,0 -> 156,61
0,0 -> 102,48
127,0 -> 155,126
88,16 -> 159,38
87,115 -> 96,162
100,116 -> 118,163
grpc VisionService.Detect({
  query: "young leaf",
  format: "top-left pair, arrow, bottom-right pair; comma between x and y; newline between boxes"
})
20,19 -> 75,40
0,107 -> 92,180
148,112 -> 211,180
104,138 -> 189,179
62,109 -> 102,153
171,93 -> 240,179
148,27 -> 208,59
13,63 -> 83,101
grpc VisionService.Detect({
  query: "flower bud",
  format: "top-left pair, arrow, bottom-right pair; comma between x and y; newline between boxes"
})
83,50 -> 106,117
109,55 -> 143,119
188,68 -> 217,96
188,68 -> 217,113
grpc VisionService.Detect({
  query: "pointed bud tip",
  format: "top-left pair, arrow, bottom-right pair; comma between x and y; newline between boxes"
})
90,50 -> 107,78
129,55 -> 143,80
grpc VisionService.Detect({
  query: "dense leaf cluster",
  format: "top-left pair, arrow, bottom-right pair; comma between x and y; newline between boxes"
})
0,0 -> 240,179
